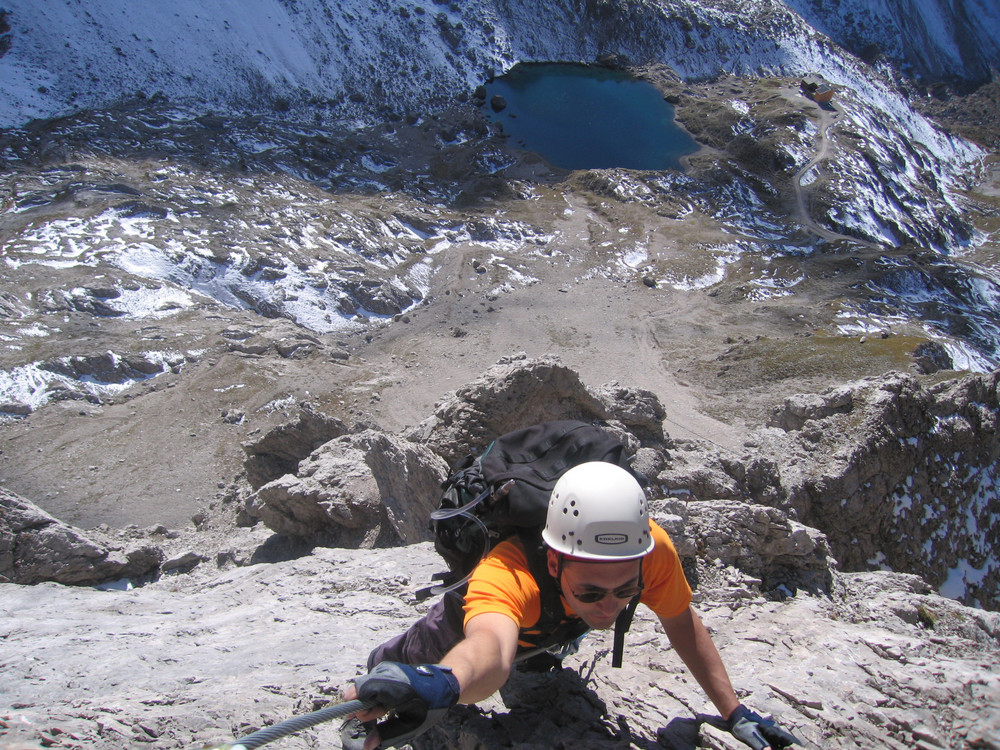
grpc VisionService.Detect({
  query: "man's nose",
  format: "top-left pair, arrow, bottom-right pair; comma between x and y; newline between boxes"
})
598,596 -> 623,616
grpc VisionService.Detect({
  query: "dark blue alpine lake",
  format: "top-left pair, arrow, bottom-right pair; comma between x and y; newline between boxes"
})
481,63 -> 699,171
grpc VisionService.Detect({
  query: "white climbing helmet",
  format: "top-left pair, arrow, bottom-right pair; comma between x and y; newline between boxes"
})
542,461 -> 654,560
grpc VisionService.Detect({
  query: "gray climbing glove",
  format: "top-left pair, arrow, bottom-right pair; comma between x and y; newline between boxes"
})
352,661 -> 461,748
728,704 -> 802,750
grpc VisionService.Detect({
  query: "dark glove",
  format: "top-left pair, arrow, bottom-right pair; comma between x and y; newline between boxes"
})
728,704 -> 802,750
352,661 -> 461,748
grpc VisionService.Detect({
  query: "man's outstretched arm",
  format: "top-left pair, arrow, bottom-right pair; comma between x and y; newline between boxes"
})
658,605 -> 741,720
342,612 -> 519,750
440,612 -> 520,703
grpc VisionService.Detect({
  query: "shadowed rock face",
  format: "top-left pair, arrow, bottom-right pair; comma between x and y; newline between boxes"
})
783,0 -> 1000,86
670,369 -> 1000,609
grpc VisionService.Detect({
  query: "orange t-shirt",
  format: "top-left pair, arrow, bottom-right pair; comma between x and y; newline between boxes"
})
463,520 -> 692,641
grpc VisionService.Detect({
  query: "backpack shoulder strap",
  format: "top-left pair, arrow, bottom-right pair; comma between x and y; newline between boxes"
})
611,594 -> 640,668
522,533 -> 564,627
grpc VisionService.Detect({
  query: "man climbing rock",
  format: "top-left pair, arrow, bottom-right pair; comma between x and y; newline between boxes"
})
343,461 -> 802,749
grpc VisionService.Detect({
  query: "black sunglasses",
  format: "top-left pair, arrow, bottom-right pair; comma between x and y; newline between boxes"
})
554,554 -> 645,604
569,581 -> 644,603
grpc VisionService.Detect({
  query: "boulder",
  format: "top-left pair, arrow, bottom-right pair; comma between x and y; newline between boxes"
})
242,405 -> 350,490
768,385 -> 853,430
406,353 -> 665,465
39,351 -> 169,383
346,278 -> 421,316
681,499 -> 834,595
0,487 -> 161,585
591,380 -> 666,442
249,429 -> 449,544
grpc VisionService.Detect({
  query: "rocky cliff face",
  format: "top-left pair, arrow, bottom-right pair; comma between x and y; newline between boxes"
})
241,356 -> 999,607
658,368 -> 1000,610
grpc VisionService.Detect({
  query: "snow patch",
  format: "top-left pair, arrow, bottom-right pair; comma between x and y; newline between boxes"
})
0,351 -> 178,415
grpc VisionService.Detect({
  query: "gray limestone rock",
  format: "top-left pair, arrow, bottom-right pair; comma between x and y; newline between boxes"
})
680,499 -> 834,596
242,405 -> 350,490
0,486 -> 161,585
405,353 -> 666,465
249,429 -> 449,544
769,386 -> 854,430
663,370 -> 1000,609
2,544 -> 997,750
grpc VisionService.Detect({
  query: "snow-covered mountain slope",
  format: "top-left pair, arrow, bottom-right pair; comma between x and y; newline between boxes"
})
1,0 -> 997,137
785,0 -> 1000,86
1,1 -> 991,262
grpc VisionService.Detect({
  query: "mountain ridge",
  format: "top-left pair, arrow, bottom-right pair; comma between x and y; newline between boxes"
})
1,0 -> 997,132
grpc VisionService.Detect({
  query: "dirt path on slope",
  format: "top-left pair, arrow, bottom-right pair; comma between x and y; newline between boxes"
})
784,89 -> 878,247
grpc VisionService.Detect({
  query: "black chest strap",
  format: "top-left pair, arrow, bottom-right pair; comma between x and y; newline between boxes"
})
612,593 -> 641,667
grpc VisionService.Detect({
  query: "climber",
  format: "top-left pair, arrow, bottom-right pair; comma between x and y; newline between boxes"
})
341,461 -> 802,750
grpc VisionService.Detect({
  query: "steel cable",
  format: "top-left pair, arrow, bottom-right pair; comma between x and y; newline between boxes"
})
220,698 -> 375,749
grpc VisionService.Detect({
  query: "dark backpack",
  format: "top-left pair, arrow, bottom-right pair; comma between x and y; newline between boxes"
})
419,419 -> 644,667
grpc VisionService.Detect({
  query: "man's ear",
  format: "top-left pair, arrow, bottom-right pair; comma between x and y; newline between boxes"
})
546,548 -> 560,578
